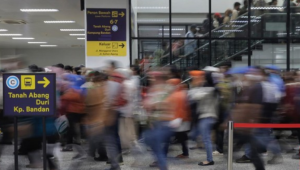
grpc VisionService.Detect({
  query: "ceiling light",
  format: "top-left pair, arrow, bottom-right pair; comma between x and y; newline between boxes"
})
20,9 -> 59,12
69,34 -> 85,36
44,21 -> 75,23
0,34 -> 22,36
137,19 -> 166,22
12,37 -> 34,40
40,45 -> 57,47
230,20 -> 260,23
60,29 -> 85,31
159,28 -> 184,31
0,29 -> 8,32
214,30 -> 243,33
158,33 -> 181,36
135,7 -> 169,9
28,42 -> 47,44
251,7 -> 284,10
77,38 -> 85,40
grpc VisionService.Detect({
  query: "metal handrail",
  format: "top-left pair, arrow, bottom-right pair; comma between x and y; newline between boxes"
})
180,39 -> 264,84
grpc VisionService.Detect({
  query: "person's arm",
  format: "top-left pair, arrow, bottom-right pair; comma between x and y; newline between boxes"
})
188,87 -> 214,100
231,10 -> 239,21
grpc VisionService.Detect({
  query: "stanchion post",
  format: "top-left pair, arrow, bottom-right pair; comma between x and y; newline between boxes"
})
42,117 -> 47,170
14,117 -> 18,170
227,121 -> 233,170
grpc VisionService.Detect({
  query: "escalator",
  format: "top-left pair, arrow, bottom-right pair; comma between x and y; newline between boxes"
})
160,13 -> 264,71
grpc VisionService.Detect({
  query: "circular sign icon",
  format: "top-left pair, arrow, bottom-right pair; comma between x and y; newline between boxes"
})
112,25 -> 118,32
6,76 -> 20,89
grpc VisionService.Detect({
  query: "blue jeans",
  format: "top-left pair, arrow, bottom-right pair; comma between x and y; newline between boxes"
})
245,128 -> 281,158
198,118 -> 216,162
144,122 -> 174,170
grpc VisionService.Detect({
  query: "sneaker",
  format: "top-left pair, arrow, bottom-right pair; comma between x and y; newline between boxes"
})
236,155 -> 251,163
198,161 -> 214,166
26,164 -> 43,169
287,135 -> 298,139
149,161 -> 158,167
293,146 -> 300,150
72,154 -> 87,160
176,154 -> 189,159
106,160 -> 124,165
261,152 -> 268,156
94,157 -> 108,162
267,154 -> 283,164
213,151 -> 224,156
61,146 -> 73,152
292,153 -> 300,159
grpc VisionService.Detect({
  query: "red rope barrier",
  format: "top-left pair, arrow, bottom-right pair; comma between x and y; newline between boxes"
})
233,123 -> 300,128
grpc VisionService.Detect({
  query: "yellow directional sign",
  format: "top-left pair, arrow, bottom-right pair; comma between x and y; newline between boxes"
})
119,11 -> 125,17
87,41 -> 126,56
38,77 -> 50,88
21,75 -> 36,90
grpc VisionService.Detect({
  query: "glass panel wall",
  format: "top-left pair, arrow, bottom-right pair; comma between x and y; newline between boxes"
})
130,0 -> 300,73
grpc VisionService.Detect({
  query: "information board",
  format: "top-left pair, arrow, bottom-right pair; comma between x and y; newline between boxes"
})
86,8 -> 127,57
3,73 -> 56,116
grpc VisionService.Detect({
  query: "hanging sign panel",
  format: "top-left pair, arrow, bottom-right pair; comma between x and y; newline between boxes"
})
86,8 -> 127,57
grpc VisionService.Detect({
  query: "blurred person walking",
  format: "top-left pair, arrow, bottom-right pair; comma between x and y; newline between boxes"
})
188,70 -> 219,166
184,25 -> 197,57
82,71 -> 111,163
117,68 -> 139,153
165,79 -> 191,159
60,74 -> 86,159
143,71 -> 173,170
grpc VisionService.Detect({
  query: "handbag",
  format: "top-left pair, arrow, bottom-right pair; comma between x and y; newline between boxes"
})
54,115 -> 69,135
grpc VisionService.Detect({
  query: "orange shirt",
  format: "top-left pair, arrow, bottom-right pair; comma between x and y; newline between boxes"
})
164,89 -> 191,122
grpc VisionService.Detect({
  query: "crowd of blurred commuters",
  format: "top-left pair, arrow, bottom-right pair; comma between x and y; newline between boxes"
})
0,59 -> 300,170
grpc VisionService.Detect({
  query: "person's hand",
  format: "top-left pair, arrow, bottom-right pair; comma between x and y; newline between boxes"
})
168,118 -> 182,128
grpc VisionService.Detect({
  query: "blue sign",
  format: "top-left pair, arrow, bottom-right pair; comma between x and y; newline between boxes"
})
3,73 -> 56,116
86,8 -> 126,41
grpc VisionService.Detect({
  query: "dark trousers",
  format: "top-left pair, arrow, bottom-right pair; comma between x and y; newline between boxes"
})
104,111 -> 123,169
235,133 -> 265,170
66,113 -> 83,145
176,132 -> 189,156
216,130 -> 224,153
0,109 -> 13,143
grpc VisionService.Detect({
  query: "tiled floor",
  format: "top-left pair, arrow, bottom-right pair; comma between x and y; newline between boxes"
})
0,137 -> 300,170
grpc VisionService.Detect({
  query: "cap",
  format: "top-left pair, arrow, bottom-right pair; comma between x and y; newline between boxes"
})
166,78 -> 181,86
189,70 -> 205,77
203,66 -> 220,72
214,13 -> 222,18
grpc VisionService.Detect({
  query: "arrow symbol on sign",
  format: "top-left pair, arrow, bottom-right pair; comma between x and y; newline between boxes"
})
119,12 -> 125,17
38,77 -> 50,88
119,43 -> 125,48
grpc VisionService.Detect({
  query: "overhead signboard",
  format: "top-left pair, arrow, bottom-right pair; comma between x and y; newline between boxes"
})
3,73 -> 56,116
86,8 -> 127,57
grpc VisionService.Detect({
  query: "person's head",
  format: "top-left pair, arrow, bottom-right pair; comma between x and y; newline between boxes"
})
87,71 -> 107,83
64,65 -> 73,74
190,25 -> 197,34
214,13 -> 222,19
55,63 -> 64,69
130,65 -> 140,75
225,9 -> 233,16
271,0 -> 278,5
244,0 -> 248,6
234,2 -> 242,10
28,64 -> 39,72
245,66 -> 265,82
147,71 -> 168,85
189,70 -> 206,87
166,78 -> 182,92
162,42 -> 168,49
